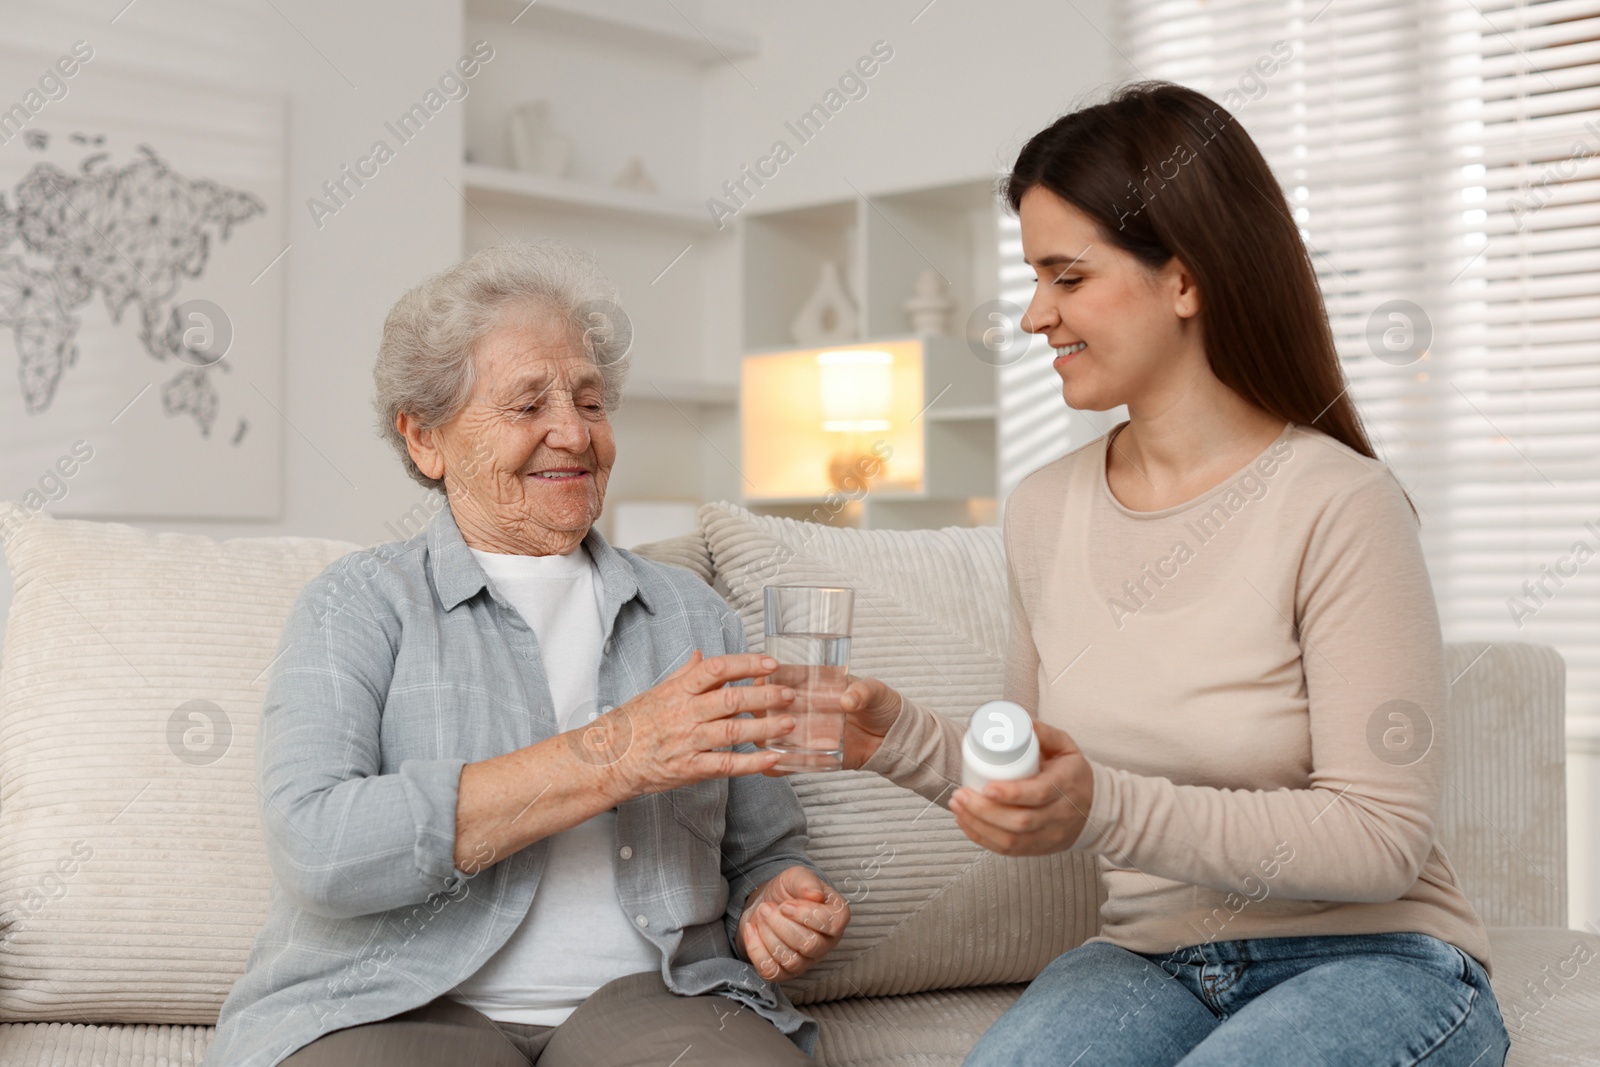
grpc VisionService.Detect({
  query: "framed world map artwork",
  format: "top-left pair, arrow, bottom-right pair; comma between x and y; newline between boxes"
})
0,47 -> 286,520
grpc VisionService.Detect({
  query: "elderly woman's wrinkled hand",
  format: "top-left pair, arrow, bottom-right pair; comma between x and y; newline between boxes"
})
737,865 -> 850,982
586,649 -> 803,799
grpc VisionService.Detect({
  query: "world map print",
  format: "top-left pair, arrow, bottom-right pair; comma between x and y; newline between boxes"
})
0,139 -> 265,436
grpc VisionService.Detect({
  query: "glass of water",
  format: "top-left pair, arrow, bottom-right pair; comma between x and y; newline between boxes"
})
760,585 -> 853,772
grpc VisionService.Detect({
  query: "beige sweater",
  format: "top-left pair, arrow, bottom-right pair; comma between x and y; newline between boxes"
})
861,420 -> 1492,970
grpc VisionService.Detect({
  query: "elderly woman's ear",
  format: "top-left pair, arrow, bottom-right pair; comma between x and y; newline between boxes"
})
394,412 -> 446,483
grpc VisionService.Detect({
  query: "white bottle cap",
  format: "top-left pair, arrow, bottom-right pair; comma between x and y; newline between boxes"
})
965,700 -> 1033,766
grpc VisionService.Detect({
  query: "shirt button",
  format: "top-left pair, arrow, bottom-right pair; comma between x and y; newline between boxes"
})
599,704 -> 615,715
634,914 -> 649,928
604,638 -> 615,655
619,845 -> 633,859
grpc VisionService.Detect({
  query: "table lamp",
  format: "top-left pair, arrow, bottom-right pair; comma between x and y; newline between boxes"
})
817,349 -> 893,492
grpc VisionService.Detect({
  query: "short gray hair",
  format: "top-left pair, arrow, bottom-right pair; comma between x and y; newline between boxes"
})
373,240 -> 632,490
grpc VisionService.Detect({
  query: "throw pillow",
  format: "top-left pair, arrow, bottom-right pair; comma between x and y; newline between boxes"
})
0,502 -> 360,1022
695,502 -> 1102,1005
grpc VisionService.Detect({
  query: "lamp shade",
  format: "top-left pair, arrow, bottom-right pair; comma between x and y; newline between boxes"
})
817,349 -> 893,432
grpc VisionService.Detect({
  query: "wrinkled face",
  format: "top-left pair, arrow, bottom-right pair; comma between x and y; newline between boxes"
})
422,308 -> 616,555
1017,186 -> 1199,413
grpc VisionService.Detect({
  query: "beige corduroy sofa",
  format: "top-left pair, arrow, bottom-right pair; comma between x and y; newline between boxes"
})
0,497 -> 1596,1066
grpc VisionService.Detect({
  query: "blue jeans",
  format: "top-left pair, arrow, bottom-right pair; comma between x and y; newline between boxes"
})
963,933 -> 1510,1067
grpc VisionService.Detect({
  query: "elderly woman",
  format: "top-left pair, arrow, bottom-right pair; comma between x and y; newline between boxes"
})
205,242 -> 849,1067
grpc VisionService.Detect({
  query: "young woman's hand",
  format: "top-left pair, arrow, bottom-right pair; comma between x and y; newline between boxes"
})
947,719 -> 1095,855
837,675 -> 904,770
755,672 -> 903,777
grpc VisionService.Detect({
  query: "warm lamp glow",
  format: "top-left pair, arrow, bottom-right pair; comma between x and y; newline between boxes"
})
817,349 -> 893,432
740,339 -> 925,500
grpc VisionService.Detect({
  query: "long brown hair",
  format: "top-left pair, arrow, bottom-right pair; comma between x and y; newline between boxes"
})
1002,80 -> 1377,462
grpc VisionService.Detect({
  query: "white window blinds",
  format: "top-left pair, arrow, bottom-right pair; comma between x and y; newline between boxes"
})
993,0 -> 1600,735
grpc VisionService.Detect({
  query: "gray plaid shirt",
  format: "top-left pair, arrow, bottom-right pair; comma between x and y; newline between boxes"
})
205,502 -> 825,1067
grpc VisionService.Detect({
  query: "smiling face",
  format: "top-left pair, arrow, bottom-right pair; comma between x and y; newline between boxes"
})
1018,186 -> 1204,414
399,306 -> 615,556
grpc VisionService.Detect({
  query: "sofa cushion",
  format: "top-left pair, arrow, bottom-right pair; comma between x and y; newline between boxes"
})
1437,643 -> 1569,929
693,502 -> 1103,1006
0,1021 -> 213,1066
625,530 -> 715,588
1485,925 -> 1600,1066
0,502 -> 360,1023
808,984 -> 1026,1067
0,927 -> 1587,1066
0,927 -> 1590,1066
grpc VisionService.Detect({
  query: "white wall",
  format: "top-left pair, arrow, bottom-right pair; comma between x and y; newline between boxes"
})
697,0 -> 1117,214
1,0 -> 1120,605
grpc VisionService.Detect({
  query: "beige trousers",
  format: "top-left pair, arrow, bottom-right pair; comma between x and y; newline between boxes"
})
279,970 -> 813,1067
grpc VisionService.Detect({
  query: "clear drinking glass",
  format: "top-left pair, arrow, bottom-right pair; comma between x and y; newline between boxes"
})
760,585 -> 853,772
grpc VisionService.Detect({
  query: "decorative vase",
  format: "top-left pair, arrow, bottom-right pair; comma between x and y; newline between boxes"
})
508,101 -> 573,178
904,267 -> 954,335
790,262 -> 859,346
610,156 -> 657,193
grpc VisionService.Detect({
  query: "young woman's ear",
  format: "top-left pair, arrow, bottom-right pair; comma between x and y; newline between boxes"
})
1165,257 -> 1203,320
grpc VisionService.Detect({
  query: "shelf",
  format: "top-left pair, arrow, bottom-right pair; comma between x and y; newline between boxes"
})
924,403 -> 996,422
737,180 -> 1003,529
744,496 -> 997,532
745,491 -> 955,506
738,180 -> 1000,354
466,0 -> 758,65
461,163 -> 712,229
624,376 -> 737,405
740,202 -> 862,352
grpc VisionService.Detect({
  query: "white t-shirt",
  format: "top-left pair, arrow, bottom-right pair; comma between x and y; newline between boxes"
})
447,543 -> 658,1025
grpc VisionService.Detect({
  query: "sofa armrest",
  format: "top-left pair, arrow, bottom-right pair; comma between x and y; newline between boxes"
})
1439,641 -> 1567,928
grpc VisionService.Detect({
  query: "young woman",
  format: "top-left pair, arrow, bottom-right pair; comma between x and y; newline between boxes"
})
829,82 -> 1512,1066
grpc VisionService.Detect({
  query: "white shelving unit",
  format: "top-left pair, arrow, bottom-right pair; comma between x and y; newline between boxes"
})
461,163 -> 713,229
926,405 -> 998,422
456,0 -> 743,409
456,0 -> 751,543
738,180 -> 1003,530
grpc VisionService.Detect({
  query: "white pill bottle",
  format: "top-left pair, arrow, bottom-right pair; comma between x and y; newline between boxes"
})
961,699 -> 1040,790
